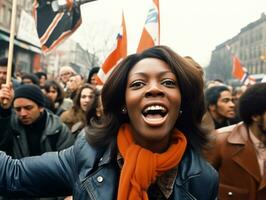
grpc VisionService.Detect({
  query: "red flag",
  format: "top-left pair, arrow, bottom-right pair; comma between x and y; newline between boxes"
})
232,55 -> 256,85
33,0 -> 82,53
232,56 -> 245,80
137,0 -> 160,53
96,13 -> 127,84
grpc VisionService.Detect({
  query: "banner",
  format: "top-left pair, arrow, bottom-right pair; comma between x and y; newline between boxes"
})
33,0 -> 82,53
17,10 -> 41,47
97,12 -> 127,84
232,55 -> 256,85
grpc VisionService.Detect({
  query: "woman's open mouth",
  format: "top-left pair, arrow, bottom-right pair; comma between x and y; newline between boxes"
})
142,105 -> 168,126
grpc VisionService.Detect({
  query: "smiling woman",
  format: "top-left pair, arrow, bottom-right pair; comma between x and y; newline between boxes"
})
124,58 -> 182,152
0,46 -> 218,200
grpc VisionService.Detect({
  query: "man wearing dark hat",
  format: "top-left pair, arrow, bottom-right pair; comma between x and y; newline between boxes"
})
0,83 -> 74,158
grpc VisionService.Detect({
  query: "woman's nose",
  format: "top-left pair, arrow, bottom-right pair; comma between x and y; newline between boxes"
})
145,82 -> 164,97
85,97 -> 91,103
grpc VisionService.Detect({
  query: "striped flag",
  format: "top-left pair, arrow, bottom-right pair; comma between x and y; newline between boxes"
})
96,13 -> 127,84
137,0 -> 160,53
232,55 -> 256,85
33,0 -> 82,53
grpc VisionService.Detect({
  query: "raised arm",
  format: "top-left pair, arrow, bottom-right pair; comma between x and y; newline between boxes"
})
0,146 -> 75,198
0,83 -> 14,152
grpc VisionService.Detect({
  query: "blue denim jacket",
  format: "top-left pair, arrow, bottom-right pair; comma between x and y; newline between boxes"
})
0,132 -> 218,200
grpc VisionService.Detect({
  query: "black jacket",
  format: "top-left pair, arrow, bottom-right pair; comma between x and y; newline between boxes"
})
0,131 -> 218,200
0,108 -> 74,158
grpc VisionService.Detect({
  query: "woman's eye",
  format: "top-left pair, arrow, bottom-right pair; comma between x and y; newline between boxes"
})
129,81 -> 145,89
162,79 -> 176,87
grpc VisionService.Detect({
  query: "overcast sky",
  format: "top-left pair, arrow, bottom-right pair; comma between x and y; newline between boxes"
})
72,0 -> 266,67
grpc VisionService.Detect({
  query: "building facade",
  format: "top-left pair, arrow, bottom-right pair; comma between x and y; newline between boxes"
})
0,0 -> 42,74
0,0 -> 94,78
41,38 -> 93,79
206,13 -> 266,82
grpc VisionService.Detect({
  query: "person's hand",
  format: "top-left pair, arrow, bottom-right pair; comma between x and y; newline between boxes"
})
0,83 -> 14,109
64,196 -> 73,200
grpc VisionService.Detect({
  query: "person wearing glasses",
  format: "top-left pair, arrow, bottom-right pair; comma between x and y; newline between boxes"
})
0,46 -> 217,200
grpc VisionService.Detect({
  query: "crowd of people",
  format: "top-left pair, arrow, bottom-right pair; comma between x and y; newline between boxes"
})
0,45 -> 265,200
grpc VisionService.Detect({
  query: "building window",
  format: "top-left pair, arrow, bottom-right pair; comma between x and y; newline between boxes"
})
240,52 -> 243,60
251,65 -> 256,74
240,38 -> 243,46
0,5 -> 4,24
255,47 -> 259,58
25,0 -> 32,11
17,0 -> 25,7
7,8 -> 12,28
245,37 -> 248,46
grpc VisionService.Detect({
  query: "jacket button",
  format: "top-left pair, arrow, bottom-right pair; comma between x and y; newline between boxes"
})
97,176 -> 103,183
228,192 -> 233,196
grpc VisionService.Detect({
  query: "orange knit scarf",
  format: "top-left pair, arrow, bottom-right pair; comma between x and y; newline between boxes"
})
117,124 -> 187,200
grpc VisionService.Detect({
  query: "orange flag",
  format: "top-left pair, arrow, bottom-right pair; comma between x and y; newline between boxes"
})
232,56 -> 245,80
232,55 -> 256,85
137,0 -> 160,53
96,12 -> 127,84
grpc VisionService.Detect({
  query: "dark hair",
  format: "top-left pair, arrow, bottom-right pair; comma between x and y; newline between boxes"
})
87,67 -> 99,84
238,83 -> 266,125
86,45 -> 207,153
73,83 -> 97,113
35,72 -> 47,80
204,85 -> 230,108
184,56 -> 204,77
21,73 -> 40,85
84,87 -> 102,125
0,57 -> 16,77
44,80 -> 65,106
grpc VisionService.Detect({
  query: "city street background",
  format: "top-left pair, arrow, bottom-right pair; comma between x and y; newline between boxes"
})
72,0 -> 266,66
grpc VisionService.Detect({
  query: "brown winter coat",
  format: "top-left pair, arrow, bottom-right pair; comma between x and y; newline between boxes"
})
207,122 -> 266,200
60,109 -> 86,134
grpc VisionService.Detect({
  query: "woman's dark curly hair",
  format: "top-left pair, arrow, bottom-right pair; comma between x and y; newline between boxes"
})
238,83 -> 266,125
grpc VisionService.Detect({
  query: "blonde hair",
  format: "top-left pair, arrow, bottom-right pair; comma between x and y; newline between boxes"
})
59,66 -> 76,75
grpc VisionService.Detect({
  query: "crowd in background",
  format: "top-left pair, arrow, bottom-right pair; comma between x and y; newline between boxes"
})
0,45 -> 266,200
0,57 -> 102,200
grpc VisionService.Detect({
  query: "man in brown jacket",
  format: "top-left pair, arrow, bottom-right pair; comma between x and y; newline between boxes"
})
208,83 -> 266,200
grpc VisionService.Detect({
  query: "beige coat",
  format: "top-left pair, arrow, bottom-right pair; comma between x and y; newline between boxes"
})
60,109 -> 86,134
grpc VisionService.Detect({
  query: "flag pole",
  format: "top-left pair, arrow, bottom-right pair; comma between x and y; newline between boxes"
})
3,0 -> 17,105
6,0 -> 17,84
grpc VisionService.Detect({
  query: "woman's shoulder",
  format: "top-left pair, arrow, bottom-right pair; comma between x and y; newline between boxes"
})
178,147 -> 218,181
72,131 -> 97,156
71,132 -> 100,176
175,148 -> 218,199
71,130 -> 117,179
73,130 -> 116,163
